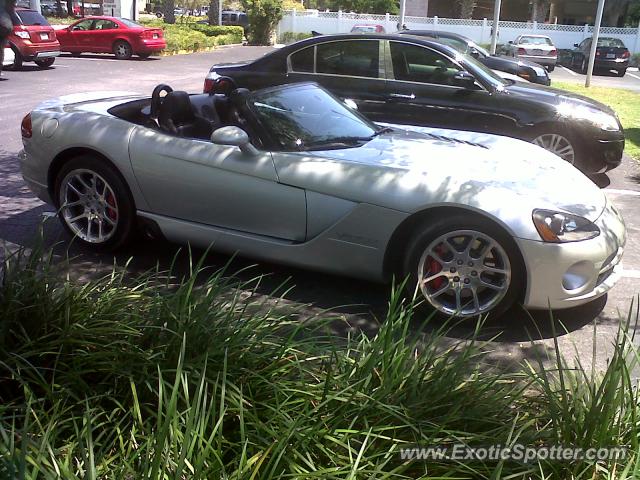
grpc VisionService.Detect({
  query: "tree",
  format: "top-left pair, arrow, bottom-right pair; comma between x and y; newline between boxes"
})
531,0 -> 549,22
164,0 -> 176,24
457,0 -> 476,19
208,0 -> 220,25
241,0 -> 283,45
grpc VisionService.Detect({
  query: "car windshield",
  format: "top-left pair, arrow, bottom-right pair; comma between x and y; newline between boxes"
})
597,37 -> 626,48
352,26 -> 376,32
16,10 -> 50,26
248,84 -> 379,151
518,36 -> 553,45
117,18 -> 142,28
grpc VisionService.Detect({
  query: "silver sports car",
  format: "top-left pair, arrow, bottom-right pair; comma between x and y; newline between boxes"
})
19,81 -> 626,318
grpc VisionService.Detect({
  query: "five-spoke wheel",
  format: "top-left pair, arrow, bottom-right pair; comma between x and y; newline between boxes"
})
55,155 -> 135,250
404,216 -> 524,318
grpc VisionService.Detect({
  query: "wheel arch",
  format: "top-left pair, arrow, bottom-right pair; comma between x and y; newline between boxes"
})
47,147 -> 135,209
382,205 -> 528,292
112,37 -> 133,51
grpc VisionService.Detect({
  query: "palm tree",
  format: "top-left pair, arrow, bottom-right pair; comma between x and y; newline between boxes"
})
164,0 -> 176,24
457,0 -> 477,19
208,0 -> 220,25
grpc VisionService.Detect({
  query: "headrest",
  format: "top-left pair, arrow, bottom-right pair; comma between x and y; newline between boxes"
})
159,91 -> 194,126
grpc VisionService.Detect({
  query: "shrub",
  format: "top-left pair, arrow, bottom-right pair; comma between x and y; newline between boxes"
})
279,31 -> 313,44
191,23 -> 244,40
631,53 -> 640,68
241,0 -> 283,45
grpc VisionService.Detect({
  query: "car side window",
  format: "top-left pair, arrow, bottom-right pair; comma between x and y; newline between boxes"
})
93,20 -> 118,30
290,46 -> 314,73
73,20 -> 94,31
316,40 -> 380,78
389,42 -> 461,86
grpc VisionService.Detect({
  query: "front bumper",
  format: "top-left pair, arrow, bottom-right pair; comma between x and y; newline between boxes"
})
517,198 -> 626,310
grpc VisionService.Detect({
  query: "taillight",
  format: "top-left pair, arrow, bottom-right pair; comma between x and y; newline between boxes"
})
622,50 -> 630,58
550,49 -> 557,56
596,50 -> 601,56
21,113 -> 32,138
203,77 -> 214,93
517,48 -> 526,55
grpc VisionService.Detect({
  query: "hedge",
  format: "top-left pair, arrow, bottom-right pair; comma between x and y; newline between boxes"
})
279,31 -> 313,44
139,20 -> 244,53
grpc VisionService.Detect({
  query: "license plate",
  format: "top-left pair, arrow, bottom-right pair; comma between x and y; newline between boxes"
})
40,33 -> 49,40
607,53 -> 615,58
153,33 -> 158,39
533,49 -> 542,55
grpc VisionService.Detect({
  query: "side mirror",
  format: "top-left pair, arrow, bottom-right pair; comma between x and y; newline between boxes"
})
452,71 -> 477,89
211,126 -> 258,155
508,40 -> 513,44
469,47 -> 481,58
573,43 -> 579,47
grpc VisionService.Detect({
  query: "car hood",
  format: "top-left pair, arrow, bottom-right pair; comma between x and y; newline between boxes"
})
501,81 -> 615,113
275,126 -> 606,235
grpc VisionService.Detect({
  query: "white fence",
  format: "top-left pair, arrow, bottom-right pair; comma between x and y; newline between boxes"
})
277,10 -> 640,54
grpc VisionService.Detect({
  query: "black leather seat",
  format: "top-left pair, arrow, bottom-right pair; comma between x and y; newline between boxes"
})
158,91 -> 215,140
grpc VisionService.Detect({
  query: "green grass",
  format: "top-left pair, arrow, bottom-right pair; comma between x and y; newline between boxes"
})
554,81 -> 640,162
1,243 -> 640,478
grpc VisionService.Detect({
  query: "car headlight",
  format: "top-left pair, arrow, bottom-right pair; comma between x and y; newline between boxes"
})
531,66 -> 547,77
15,31 -> 31,39
532,209 -> 600,243
556,101 -> 620,131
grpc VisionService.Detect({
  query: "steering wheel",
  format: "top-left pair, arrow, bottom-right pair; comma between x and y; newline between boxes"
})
150,84 -> 173,119
210,76 -> 238,96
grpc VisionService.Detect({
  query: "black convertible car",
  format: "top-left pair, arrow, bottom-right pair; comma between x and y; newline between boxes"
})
204,33 -> 624,173
396,30 -> 551,85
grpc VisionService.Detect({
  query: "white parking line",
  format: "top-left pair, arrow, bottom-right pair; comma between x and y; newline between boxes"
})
606,188 -> 640,197
560,66 -> 578,76
628,72 -> 640,81
622,269 -> 640,279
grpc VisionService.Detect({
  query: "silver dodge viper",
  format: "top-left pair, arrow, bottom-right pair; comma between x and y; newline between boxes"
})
19,81 -> 626,318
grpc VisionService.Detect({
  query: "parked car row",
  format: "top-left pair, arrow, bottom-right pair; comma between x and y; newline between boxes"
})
5,9 -> 166,68
205,33 -> 624,174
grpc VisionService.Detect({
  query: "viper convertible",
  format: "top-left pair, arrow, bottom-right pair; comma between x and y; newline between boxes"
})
20,81 -> 626,318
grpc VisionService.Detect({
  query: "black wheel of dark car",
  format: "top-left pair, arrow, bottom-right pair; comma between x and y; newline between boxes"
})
138,52 -> 151,59
546,64 -> 555,72
617,68 -> 626,77
113,40 -> 133,60
402,215 -> 524,319
155,12 -> 163,17
54,155 -> 135,251
531,130 -> 577,165
35,57 -> 55,68
10,46 -> 22,70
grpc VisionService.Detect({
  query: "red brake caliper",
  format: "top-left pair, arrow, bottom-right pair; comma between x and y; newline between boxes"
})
425,246 -> 445,290
106,192 -> 117,221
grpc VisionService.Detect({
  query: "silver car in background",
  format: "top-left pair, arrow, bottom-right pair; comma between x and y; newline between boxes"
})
507,34 -> 558,71
19,82 -> 625,319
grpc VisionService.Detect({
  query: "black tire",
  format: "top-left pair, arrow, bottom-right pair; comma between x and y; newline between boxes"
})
155,12 -> 163,17
546,64 -> 555,72
10,45 -> 22,70
579,57 -> 587,74
113,40 -> 133,60
402,215 -> 525,319
35,57 -> 55,68
54,155 -> 136,251
138,52 -> 151,59
617,68 -> 626,77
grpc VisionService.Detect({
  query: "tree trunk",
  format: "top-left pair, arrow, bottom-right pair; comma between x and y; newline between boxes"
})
457,0 -> 476,19
531,0 -> 549,22
208,0 -> 220,25
66,0 -> 73,17
164,0 -> 176,24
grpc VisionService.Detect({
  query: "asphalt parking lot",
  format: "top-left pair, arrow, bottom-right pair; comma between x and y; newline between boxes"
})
550,63 -> 640,91
1,47 -> 640,371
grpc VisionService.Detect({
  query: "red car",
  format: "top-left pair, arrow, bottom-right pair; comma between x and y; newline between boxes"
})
8,7 -> 60,69
56,17 -> 166,60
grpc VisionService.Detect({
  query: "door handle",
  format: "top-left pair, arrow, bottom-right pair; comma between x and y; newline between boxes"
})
387,93 -> 416,101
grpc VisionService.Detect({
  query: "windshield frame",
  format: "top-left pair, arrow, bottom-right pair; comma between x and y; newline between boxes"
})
244,83 -> 380,152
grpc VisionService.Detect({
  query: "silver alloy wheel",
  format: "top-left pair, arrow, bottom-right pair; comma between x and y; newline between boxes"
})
115,42 -> 131,58
417,230 -> 511,317
532,133 -> 576,164
58,169 -> 119,243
